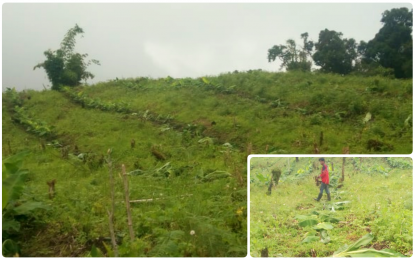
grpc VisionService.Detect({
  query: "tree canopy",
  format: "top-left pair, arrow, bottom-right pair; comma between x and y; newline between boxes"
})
266,7 -> 412,78
34,24 -> 100,90
359,7 -> 413,78
312,29 -> 357,75
267,33 -> 314,72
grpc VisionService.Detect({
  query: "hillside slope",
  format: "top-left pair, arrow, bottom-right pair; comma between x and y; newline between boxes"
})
2,88 -> 247,256
74,71 -> 412,153
1,70 -> 412,255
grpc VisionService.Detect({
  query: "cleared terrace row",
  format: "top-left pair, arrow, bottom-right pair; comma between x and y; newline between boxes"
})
78,72 -> 412,153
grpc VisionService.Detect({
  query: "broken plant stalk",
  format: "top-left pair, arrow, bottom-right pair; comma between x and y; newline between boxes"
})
122,164 -> 135,241
107,149 -> 118,257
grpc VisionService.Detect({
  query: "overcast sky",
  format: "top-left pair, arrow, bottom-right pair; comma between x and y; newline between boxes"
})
2,2 -> 412,91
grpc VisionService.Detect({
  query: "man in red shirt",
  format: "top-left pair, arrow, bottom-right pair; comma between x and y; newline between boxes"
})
314,158 -> 331,202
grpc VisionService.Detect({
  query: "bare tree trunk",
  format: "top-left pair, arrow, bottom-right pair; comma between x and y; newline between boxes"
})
331,162 -> 334,171
296,157 -> 299,162
122,164 -> 135,241
107,149 -> 118,257
341,157 -> 345,182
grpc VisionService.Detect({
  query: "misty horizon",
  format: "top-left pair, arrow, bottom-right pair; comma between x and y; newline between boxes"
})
2,2 -> 412,91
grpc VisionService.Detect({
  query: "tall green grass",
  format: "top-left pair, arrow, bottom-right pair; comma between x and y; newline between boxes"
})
2,89 -> 246,256
77,71 -> 412,153
250,157 -> 413,257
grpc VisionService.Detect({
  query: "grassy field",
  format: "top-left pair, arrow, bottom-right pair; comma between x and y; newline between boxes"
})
2,87 -> 247,256
2,70 -> 412,256
76,71 -> 412,154
250,157 -> 413,257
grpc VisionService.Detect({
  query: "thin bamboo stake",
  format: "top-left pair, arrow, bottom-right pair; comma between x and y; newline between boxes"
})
107,149 -> 118,257
122,164 -> 135,241
107,209 -> 118,257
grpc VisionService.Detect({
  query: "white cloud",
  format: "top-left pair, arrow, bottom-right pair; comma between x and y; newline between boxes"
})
144,41 -> 216,77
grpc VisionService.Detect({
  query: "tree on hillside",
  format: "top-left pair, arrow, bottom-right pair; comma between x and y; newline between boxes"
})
359,8 -> 413,78
353,41 -> 395,78
312,29 -> 357,75
267,32 -> 314,72
34,24 -> 100,90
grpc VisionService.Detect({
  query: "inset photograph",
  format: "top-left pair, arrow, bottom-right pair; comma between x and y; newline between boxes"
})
249,156 -> 413,257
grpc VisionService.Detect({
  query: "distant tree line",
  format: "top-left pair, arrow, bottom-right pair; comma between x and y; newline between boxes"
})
268,7 -> 413,79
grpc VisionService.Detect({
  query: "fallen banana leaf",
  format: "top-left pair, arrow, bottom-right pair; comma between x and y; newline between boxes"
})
332,233 -> 406,257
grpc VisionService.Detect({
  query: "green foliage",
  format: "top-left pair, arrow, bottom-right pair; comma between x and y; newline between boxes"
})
298,219 -> 318,227
302,234 -> 319,243
313,222 -> 333,231
5,87 -> 24,107
201,171 -> 232,182
2,152 -> 50,256
2,239 -> 20,257
63,87 -> 179,126
296,214 -> 337,244
312,29 -> 357,75
360,8 -> 413,79
33,24 -> 100,90
3,152 -> 30,209
12,106 -> 55,138
369,200 -> 413,253
265,8 -> 412,78
89,245 -> 104,257
62,87 -> 132,113
2,86 -> 246,256
251,157 -> 412,257
2,152 -> 49,221
34,49 -> 65,89
386,158 -> 412,169
332,233 -> 405,257
360,163 -> 390,177
69,71 -> 412,154
268,33 -> 313,72
250,172 -> 270,186
352,61 -> 395,78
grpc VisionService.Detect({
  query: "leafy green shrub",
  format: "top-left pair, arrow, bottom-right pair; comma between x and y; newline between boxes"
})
33,24 -> 100,90
4,87 -> 24,107
369,200 -> 412,254
12,106 -> 55,138
348,98 -> 367,116
2,152 -> 50,255
62,87 -> 131,114
386,158 -> 412,169
309,113 -> 323,125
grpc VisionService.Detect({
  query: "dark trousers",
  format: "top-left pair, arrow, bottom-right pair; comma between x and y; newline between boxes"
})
319,183 -> 330,195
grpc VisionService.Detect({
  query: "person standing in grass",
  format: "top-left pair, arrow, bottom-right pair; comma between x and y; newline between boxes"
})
314,158 -> 331,202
